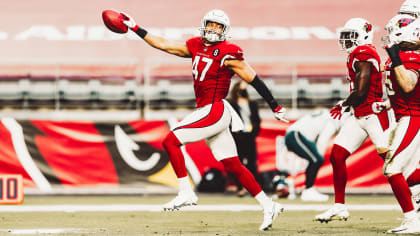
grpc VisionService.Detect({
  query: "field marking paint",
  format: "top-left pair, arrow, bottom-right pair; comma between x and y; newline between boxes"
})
6,228 -> 83,234
0,204 -> 400,212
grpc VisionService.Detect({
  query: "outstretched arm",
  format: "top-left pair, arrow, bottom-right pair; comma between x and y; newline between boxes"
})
143,34 -> 192,58
122,13 -> 191,58
224,59 -> 288,122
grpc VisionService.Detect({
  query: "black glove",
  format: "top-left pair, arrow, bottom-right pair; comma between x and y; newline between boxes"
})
385,44 -> 403,68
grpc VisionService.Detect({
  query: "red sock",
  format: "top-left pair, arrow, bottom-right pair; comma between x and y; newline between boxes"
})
222,156 -> 261,196
407,168 -> 420,186
330,144 -> 350,204
388,173 -> 414,213
162,132 -> 187,178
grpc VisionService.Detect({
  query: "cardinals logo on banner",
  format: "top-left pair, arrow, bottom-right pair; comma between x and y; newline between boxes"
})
0,118 -> 389,193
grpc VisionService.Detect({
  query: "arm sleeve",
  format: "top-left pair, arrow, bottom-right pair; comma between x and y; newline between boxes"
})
249,75 -> 279,110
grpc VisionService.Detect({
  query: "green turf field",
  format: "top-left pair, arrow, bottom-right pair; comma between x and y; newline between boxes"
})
0,194 -> 412,235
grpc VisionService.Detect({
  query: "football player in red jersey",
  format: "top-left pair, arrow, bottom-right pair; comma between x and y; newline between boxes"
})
376,0 -> 420,214
380,14 -> 420,234
315,18 -> 394,223
398,0 -> 420,217
120,9 -> 286,231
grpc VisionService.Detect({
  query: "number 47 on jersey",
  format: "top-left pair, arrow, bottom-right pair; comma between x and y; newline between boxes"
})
192,56 -> 214,81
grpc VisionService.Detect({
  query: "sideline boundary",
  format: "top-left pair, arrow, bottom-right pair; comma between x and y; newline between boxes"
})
0,204 -> 400,212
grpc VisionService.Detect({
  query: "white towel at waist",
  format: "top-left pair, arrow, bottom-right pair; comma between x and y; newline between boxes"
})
222,99 -> 244,132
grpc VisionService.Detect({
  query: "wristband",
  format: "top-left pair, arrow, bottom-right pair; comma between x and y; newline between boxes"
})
386,44 -> 403,68
249,75 -> 279,110
273,106 -> 282,112
135,26 -> 148,39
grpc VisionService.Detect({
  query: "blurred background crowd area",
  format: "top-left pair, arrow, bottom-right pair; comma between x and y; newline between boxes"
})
0,0 -> 401,120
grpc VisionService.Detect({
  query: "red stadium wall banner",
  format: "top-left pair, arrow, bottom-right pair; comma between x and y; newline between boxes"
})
0,118 -> 388,193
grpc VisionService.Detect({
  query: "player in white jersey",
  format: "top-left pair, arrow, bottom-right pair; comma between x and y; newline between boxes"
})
285,109 -> 349,202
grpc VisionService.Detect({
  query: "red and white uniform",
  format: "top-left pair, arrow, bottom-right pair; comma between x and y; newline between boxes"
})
346,45 -> 384,117
171,37 -> 244,160
334,45 -> 394,153
187,36 -> 244,108
385,51 -> 420,120
384,50 -> 420,177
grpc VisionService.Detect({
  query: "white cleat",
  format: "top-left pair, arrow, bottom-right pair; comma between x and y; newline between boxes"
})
410,185 -> 420,213
162,190 -> 198,211
315,204 -> 349,223
301,187 -> 329,202
387,217 -> 420,234
259,202 -> 284,231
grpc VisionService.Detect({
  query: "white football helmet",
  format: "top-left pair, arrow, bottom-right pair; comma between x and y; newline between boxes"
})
399,0 -> 420,17
200,9 -> 230,43
338,18 -> 373,53
384,14 -> 420,44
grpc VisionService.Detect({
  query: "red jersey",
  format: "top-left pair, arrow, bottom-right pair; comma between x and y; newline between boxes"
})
346,44 -> 383,117
186,37 -> 244,107
385,50 -> 420,120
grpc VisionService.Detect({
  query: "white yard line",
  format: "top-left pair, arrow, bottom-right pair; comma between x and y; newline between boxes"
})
0,204 -> 400,212
5,229 -> 85,234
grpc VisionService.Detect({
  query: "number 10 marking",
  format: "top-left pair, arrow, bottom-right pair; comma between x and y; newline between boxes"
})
0,175 -> 24,204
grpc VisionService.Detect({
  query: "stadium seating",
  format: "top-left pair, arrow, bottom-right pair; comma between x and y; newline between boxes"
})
26,79 -> 57,108
0,80 -> 26,105
0,75 -> 348,110
97,79 -> 137,109
296,77 -> 347,107
58,79 -> 97,108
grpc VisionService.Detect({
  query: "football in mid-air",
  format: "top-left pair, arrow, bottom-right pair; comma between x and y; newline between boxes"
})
102,10 -> 128,34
